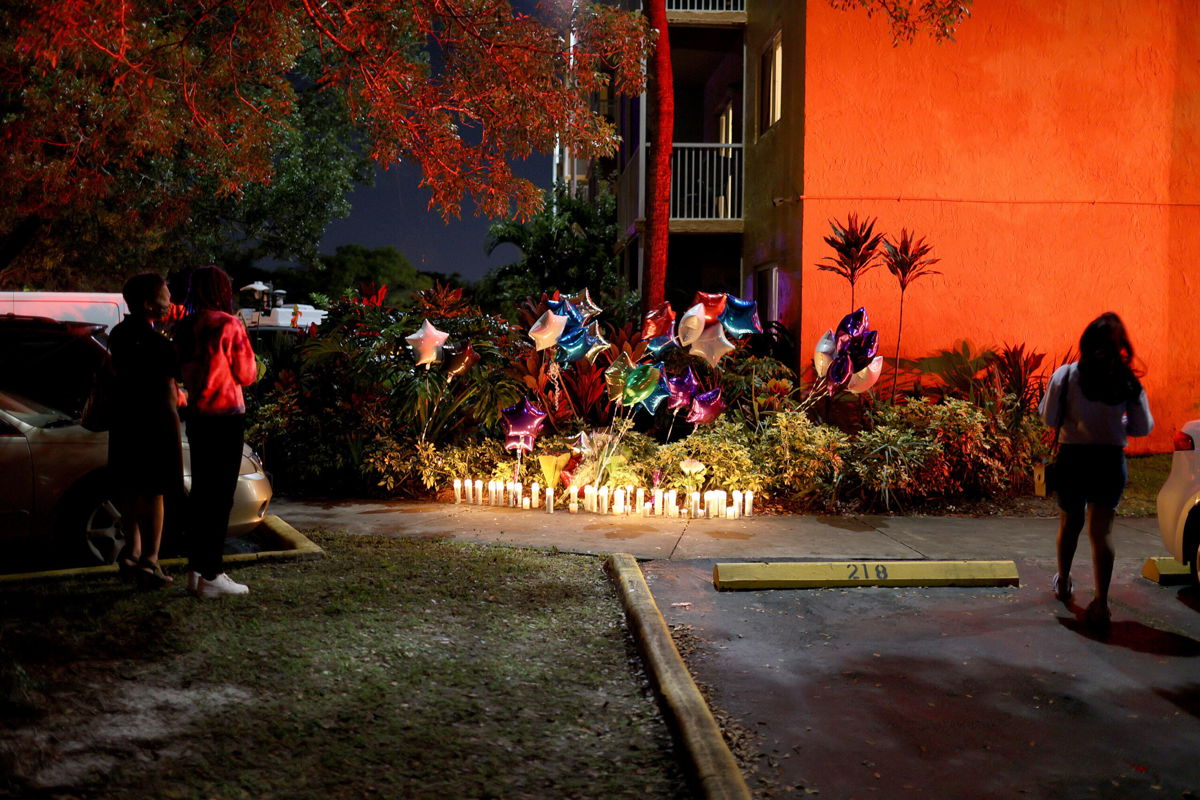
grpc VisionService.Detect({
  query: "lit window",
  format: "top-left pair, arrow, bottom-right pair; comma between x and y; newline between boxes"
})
760,31 -> 782,133
754,264 -> 779,322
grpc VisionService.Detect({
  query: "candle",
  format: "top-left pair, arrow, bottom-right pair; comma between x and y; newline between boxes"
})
584,485 -> 595,513
531,482 -> 540,509
474,479 -> 483,504
636,488 -> 645,514
599,486 -> 610,515
569,501 -> 578,514
744,490 -> 754,517
653,488 -> 663,515
613,489 -> 625,515
522,497 -> 531,510
546,487 -> 555,514
515,483 -> 524,508
488,481 -> 495,505
453,478 -> 462,504
570,485 -> 580,508
690,491 -> 700,518
732,490 -> 742,516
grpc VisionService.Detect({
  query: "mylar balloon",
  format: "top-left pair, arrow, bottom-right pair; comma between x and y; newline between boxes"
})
604,352 -> 636,403
640,301 -> 676,341
847,355 -> 884,394
719,295 -> 763,337
529,310 -> 568,350
583,322 -> 612,363
622,364 -> 662,406
665,367 -> 700,411
677,303 -> 707,347
686,387 -> 726,425
538,453 -> 571,488
501,398 -> 547,452
847,329 -> 880,372
554,326 -> 589,364
637,375 -> 671,416
406,319 -> 450,368
689,322 -> 735,368
563,289 -> 602,322
568,431 -> 593,456
443,342 -> 480,380
836,307 -> 869,341
813,330 -> 835,378
691,291 -> 728,326
547,298 -> 586,331
644,334 -> 677,359
827,354 -> 853,394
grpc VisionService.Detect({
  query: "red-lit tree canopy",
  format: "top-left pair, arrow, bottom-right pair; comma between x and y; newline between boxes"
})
0,0 -> 650,285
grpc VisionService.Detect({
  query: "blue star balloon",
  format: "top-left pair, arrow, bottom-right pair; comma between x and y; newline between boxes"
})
719,295 -> 763,337
583,322 -> 612,363
637,373 -> 671,416
547,298 -> 586,331
555,326 -> 589,364
644,334 -> 678,360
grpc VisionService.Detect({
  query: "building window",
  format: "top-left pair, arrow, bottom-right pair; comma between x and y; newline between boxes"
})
760,31 -> 782,133
752,263 -> 779,322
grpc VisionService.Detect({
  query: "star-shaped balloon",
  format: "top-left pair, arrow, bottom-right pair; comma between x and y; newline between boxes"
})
847,356 -> 884,394
443,342 -> 480,381
665,367 -> 700,411
640,301 -> 676,341
691,291 -> 728,325
813,330 -> 835,378
636,374 -> 671,416
546,298 -> 586,331
689,322 -> 735,368
501,397 -> 547,452
719,295 -> 763,337
686,387 -> 726,425
555,326 -> 589,364
529,309 -> 568,351
644,334 -> 677,360
568,430 -> 593,455
677,303 -> 707,347
406,319 -> 450,368
622,363 -> 662,406
583,322 -> 612,363
563,289 -> 602,323
604,351 -> 636,403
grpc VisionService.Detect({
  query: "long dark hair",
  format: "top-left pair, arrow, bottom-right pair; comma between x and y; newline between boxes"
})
1077,312 -> 1142,405
186,265 -> 235,315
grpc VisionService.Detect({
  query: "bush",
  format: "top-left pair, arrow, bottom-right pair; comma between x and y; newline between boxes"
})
647,420 -> 765,494
756,412 -> 849,508
847,423 -> 937,511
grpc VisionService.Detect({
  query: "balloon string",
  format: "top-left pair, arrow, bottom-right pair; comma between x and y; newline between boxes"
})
665,408 -> 680,442
595,403 -> 635,487
420,377 -> 446,444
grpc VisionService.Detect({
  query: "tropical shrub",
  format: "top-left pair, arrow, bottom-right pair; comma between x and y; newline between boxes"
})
846,424 -> 937,511
647,420 -> 765,494
756,412 -> 850,508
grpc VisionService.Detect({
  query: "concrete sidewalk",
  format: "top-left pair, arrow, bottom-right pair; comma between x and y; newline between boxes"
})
269,497 -> 1164,564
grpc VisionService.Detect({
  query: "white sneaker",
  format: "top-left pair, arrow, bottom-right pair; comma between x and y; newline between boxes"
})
195,573 -> 250,598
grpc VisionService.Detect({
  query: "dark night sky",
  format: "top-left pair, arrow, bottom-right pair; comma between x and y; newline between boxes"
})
318,153 -> 553,283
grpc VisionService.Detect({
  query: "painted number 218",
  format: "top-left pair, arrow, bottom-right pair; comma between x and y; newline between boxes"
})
846,563 -> 889,580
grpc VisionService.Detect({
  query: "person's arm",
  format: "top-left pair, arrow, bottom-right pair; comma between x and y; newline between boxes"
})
1125,389 -> 1154,438
228,318 -> 258,387
1038,368 -> 1064,428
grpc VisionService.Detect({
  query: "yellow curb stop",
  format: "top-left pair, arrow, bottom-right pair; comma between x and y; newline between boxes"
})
1141,556 -> 1191,585
713,559 -> 1020,591
606,553 -> 751,800
0,514 -> 321,585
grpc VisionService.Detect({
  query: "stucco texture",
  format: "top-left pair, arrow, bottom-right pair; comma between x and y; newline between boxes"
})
797,0 -> 1199,453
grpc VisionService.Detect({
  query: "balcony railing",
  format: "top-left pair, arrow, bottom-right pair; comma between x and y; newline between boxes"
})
670,143 -> 743,220
666,0 -> 745,10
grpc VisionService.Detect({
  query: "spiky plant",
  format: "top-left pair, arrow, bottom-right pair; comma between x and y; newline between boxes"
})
817,213 -> 885,310
881,228 -> 941,403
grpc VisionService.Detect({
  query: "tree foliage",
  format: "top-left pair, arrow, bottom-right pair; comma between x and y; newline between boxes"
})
0,0 -> 651,287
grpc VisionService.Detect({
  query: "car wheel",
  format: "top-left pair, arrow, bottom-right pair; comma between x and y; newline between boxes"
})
56,473 -> 126,567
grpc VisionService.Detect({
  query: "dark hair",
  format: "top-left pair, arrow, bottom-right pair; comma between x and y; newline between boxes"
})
186,265 -> 235,314
121,273 -> 166,314
1077,312 -> 1142,405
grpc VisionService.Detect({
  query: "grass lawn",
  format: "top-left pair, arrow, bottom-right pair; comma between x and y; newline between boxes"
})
0,534 -> 688,800
1120,453 -> 1172,517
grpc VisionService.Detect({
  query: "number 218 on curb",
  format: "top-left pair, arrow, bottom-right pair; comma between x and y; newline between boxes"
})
846,563 -> 889,580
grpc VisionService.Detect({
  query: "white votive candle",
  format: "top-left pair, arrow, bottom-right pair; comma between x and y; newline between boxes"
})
653,488 -> 663,515
531,482 -> 540,509
522,497 -> 531,510
636,488 -> 645,513
453,478 -> 462,503
570,485 -> 580,507
613,489 -> 625,515
546,487 -> 555,514
599,486 -> 610,515
474,480 -> 483,504
744,490 -> 754,517
732,490 -> 742,515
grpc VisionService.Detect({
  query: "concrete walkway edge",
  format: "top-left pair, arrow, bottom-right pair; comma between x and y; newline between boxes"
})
606,553 -> 751,800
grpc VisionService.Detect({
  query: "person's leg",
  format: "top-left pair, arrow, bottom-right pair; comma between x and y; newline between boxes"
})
189,414 -> 246,584
1086,506 -> 1117,609
1056,508 -> 1085,597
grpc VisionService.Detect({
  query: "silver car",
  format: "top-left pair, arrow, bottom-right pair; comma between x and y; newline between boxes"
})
0,390 -> 271,567
1156,419 -> 1200,584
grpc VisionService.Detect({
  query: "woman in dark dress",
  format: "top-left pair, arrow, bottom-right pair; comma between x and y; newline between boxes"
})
108,273 -> 183,589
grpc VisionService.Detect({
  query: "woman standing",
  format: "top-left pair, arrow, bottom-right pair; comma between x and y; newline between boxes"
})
108,273 -> 182,589
175,266 -> 258,598
1039,312 -> 1153,632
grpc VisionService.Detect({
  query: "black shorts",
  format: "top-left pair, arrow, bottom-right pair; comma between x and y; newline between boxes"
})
1056,444 -> 1127,515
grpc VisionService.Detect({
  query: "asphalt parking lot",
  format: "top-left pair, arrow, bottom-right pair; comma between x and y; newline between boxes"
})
645,557 -> 1200,800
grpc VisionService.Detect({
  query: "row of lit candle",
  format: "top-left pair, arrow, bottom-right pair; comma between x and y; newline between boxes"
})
452,478 -> 753,518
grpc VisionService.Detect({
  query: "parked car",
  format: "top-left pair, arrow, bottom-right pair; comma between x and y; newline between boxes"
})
0,390 -> 272,567
1156,419 -> 1200,584
0,314 -> 111,418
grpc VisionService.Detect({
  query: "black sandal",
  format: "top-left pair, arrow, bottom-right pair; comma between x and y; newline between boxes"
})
116,551 -> 140,583
136,560 -> 174,590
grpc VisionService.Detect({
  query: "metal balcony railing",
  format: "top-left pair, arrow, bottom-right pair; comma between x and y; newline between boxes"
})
670,143 -> 743,220
666,0 -> 745,10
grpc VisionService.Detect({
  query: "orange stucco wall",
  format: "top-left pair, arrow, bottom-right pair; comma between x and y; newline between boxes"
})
795,0 -> 1200,453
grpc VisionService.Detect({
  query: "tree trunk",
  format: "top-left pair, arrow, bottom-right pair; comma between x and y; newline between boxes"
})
642,0 -> 672,312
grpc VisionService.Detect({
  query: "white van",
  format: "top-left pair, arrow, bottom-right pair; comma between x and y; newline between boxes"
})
0,292 -> 128,333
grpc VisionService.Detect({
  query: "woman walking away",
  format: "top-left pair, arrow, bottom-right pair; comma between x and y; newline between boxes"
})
1039,312 -> 1153,633
108,273 -> 183,589
175,266 -> 258,598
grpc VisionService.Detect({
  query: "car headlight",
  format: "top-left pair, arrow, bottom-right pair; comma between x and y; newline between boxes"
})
240,445 -> 265,477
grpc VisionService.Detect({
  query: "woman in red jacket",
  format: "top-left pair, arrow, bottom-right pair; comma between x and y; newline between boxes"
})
175,266 -> 258,598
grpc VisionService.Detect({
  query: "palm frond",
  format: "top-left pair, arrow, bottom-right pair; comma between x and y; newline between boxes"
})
882,228 -> 941,292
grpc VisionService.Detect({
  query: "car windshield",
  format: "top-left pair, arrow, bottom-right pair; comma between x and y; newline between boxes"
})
0,391 -> 77,429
